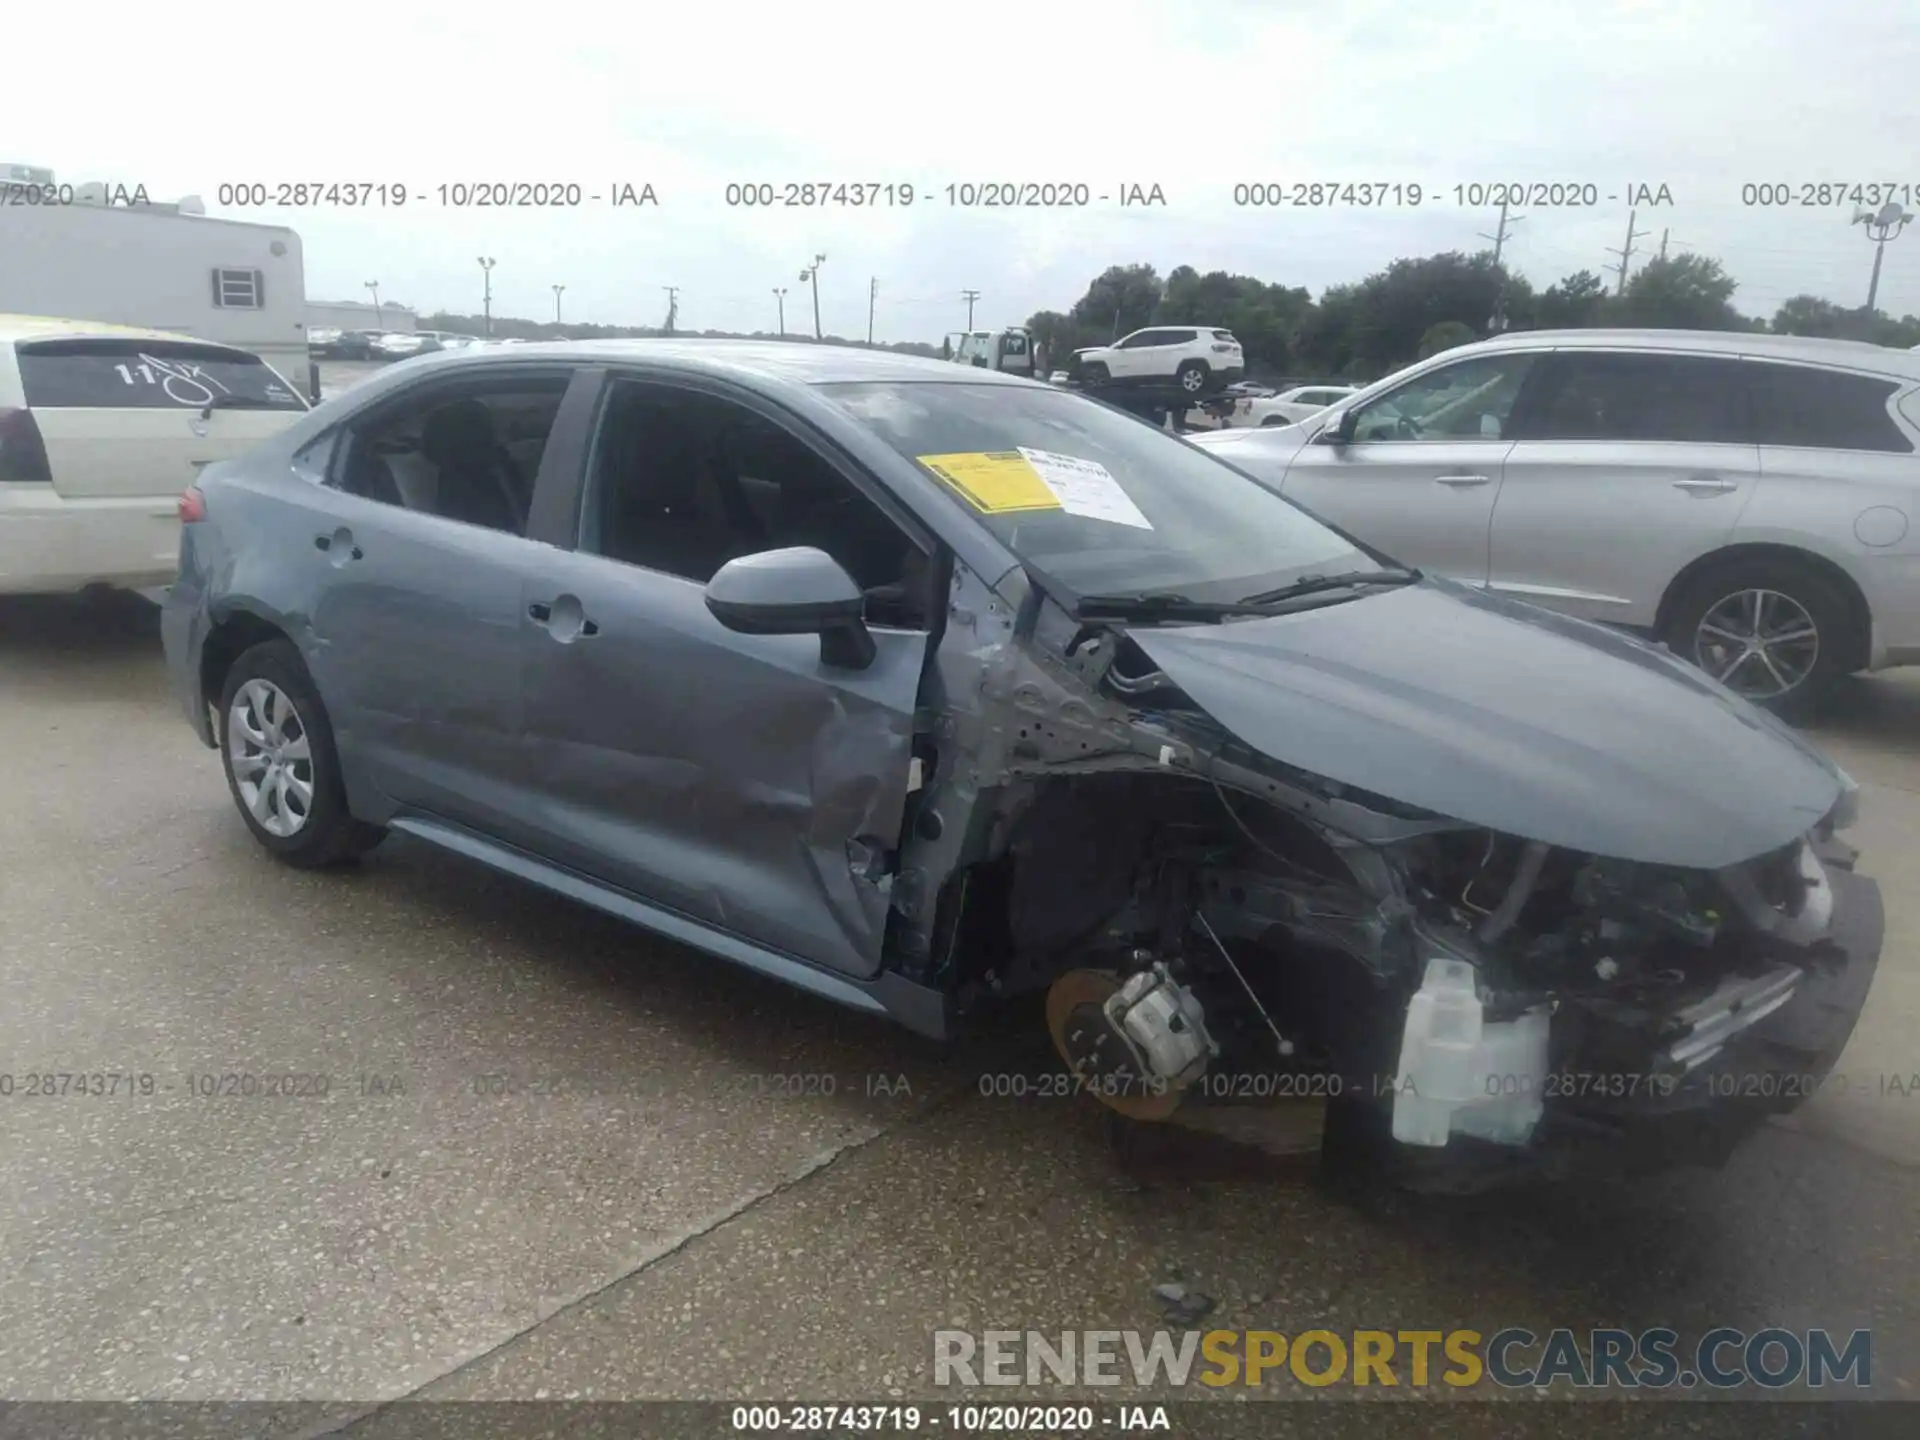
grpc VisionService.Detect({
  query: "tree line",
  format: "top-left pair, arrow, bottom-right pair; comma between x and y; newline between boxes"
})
1022,253 -> 1920,383
420,247 -> 1919,383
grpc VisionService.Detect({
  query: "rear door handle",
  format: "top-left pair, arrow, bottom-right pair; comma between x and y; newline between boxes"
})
314,528 -> 362,561
529,595 -> 599,640
1434,473 -> 1492,487
1673,475 -> 1739,494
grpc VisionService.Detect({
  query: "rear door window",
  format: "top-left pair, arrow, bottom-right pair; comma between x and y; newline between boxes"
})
1513,352 -> 1751,444
16,338 -> 307,412
1746,362 -> 1913,454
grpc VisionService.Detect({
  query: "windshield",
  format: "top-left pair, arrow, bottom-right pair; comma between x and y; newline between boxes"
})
823,380 -> 1379,600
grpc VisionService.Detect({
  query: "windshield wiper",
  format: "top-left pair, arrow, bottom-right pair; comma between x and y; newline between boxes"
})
1074,592 -> 1286,623
1238,567 -> 1422,605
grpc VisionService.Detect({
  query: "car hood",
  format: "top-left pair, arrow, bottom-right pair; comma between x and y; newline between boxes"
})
1126,581 -> 1844,869
1190,426 -> 1314,461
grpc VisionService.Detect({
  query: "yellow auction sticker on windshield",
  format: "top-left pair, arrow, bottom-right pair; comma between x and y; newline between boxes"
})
916,451 -> 1065,515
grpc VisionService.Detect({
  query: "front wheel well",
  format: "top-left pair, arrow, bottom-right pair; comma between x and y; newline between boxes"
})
1656,544 -> 1873,673
200,612 -> 294,715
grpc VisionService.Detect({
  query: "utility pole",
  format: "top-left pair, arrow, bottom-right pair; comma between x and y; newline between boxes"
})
476,256 -> 496,336
551,284 -> 565,324
1854,201 -> 1915,312
868,277 -> 877,345
364,280 -> 382,328
961,289 -> 980,329
1477,199 -> 1524,331
772,287 -> 787,336
662,285 -> 679,335
799,253 -> 826,339
1658,228 -> 1669,260
1606,210 -> 1648,295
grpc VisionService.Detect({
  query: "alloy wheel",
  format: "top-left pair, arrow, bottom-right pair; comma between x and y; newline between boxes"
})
1180,368 -> 1204,392
227,678 -> 316,837
1693,588 -> 1820,701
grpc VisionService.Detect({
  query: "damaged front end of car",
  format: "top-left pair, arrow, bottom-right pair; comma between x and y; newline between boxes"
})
887,563 -> 1884,1191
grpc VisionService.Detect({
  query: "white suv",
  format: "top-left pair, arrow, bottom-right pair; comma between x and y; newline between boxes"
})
1073,325 -> 1243,397
0,315 -> 309,595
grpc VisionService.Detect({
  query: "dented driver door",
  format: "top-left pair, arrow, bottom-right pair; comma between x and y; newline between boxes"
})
514,547 -> 927,979
511,372 -> 935,981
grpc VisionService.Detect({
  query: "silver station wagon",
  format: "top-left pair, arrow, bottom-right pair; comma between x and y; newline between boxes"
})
1193,329 -> 1920,715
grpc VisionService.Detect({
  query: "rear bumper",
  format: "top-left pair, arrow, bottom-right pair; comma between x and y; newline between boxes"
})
1378,851 -> 1885,1192
159,564 -> 216,748
0,486 -> 182,595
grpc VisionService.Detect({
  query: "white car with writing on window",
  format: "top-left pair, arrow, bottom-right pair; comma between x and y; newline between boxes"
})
1225,383 -> 1361,429
0,315 -> 309,595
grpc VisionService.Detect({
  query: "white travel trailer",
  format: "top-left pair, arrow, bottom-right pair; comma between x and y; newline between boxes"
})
0,165 -> 310,394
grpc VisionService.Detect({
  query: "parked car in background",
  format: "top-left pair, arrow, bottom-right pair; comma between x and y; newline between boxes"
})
1192,329 -> 1920,715
1224,383 -> 1362,429
1223,380 -> 1277,400
1073,326 -> 1243,396
0,315 -> 308,594
326,330 -> 385,362
307,327 -> 344,357
160,341 -> 1879,1194
371,332 -> 433,360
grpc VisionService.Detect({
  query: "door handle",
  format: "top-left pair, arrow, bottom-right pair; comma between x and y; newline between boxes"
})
1673,475 -> 1739,495
1434,473 -> 1492,487
529,596 -> 599,640
314,529 -> 362,561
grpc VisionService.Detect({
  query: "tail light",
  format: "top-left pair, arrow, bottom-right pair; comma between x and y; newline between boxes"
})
0,407 -> 52,483
178,484 -> 206,523
1212,343 -> 1237,353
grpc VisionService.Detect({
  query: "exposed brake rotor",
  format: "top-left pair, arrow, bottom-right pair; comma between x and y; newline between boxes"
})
1044,969 -> 1185,1121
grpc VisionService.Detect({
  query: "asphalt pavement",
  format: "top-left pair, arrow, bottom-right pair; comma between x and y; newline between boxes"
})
0,591 -> 1915,1434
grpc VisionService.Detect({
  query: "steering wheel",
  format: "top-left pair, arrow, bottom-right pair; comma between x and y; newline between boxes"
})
1394,414 -> 1425,440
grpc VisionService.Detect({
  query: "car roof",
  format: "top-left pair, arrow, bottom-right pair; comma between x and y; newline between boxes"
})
1465,327 -> 1920,378
0,312 -> 236,347
403,337 -> 1036,386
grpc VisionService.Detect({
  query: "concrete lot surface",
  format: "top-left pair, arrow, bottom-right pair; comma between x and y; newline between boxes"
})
0,593 -> 1915,1431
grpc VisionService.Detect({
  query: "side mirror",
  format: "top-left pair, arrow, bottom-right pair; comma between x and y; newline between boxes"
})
704,546 -> 876,669
1314,409 -> 1359,446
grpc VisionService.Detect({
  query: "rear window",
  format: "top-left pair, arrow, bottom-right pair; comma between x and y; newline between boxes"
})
1747,363 -> 1913,454
1212,330 -> 1237,342
16,338 -> 307,411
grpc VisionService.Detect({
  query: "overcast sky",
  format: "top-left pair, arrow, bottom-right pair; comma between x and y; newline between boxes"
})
9,0 -> 1919,339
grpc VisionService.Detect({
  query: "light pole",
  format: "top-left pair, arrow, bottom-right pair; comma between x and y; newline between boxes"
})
364,280 -> 382,328
772,287 -> 787,336
477,256 -> 496,337
799,253 -> 826,339
1853,201 -> 1915,313
552,284 -> 565,325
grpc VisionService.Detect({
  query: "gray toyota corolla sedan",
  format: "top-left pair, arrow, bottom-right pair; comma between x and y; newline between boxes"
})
162,340 -> 1882,1191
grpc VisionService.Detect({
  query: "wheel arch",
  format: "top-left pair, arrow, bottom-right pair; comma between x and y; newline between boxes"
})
1656,542 -> 1873,674
200,607 -> 297,715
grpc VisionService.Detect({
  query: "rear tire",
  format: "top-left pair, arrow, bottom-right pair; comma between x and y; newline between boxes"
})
217,640 -> 385,867
1660,556 -> 1856,719
1176,360 -> 1209,395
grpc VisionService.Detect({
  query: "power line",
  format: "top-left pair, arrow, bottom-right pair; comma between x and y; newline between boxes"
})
1477,199 -> 1524,330
1607,209 -> 1650,295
